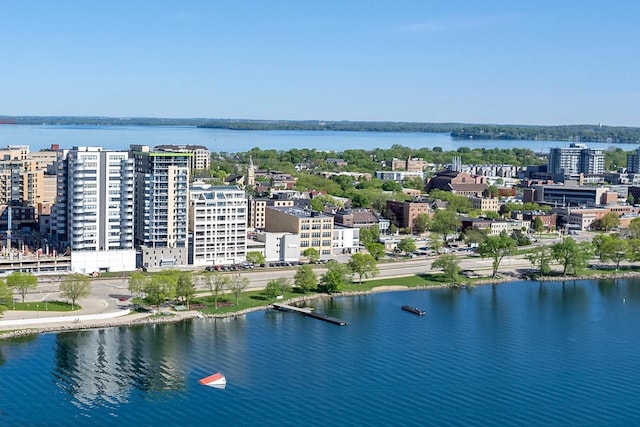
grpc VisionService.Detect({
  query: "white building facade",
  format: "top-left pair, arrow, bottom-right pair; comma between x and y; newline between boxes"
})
256,232 -> 300,262
188,182 -> 247,266
333,226 -> 360,255
54,147 -> 135,273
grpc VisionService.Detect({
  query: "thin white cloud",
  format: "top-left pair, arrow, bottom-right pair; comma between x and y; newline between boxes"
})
399,15 -> 518,33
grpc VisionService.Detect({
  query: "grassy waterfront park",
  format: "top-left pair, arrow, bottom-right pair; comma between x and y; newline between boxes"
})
4,228 -> 640,334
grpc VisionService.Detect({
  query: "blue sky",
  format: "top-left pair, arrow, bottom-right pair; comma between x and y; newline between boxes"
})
1,1 -> 639,126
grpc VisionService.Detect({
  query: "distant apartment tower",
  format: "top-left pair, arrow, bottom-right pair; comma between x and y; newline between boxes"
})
131,145 -> 191,269
627,148 -> 640,173
548,143 -> 604,177
53,147 -> 135,272
155,145 -> 210,170
189,182 -> 247,266
0,159 -> 43,206
0,145 -> 58,208
265,207 -> 334,257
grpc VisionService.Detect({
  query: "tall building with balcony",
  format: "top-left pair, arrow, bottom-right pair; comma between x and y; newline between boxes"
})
627,148 -> 640,173
548,143 -> 604,178
52,147 -> 135,273
188,182 -> 247,266
130,145 -> 190,269
155,145 -> 210,170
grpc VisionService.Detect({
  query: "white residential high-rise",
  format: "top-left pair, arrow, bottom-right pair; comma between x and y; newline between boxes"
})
189,182 -> 247,266
53,147 -> 135,273
548,143 -> 604,177
130,145 -> 191,269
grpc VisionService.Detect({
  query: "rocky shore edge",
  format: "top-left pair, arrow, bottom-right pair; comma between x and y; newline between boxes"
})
2,270 -> 639,340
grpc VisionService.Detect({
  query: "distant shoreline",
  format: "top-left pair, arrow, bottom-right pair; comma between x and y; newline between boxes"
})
2,116 -> 640,143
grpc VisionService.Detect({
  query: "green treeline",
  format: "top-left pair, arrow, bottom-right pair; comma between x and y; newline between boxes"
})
450,125 -> 640,143
218,145 -> 546,175
4,116 -> 640,144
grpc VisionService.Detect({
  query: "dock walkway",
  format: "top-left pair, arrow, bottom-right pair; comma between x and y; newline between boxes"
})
272,303 -> 348,326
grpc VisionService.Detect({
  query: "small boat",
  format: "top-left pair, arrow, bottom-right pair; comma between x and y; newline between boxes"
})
401,305 -> 426,315
199,372 -> 227,389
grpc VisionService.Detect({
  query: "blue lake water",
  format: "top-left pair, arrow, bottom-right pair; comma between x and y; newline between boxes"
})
2,279 -> 640,426
0,124 -> 635,153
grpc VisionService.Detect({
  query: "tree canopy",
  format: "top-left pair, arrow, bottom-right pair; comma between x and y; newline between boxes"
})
431,254 -> 461,284
551,237 -> 592,275
294,265 -> 317,293
7,271 -> 37,303
347,253 -> 379,284
430,210 -> 461,242
478,233 -> 517,278
59,274 -> 91,310
320,260 -> 351,293
397,238 -> 417,255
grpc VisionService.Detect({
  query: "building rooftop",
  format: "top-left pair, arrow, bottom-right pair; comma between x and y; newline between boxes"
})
269,206 -> 330,219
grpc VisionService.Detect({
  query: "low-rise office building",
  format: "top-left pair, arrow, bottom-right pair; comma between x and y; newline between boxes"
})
265,207 -> 334,257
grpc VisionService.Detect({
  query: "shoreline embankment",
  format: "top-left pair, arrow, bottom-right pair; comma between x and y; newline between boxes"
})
2,270 -> 640,340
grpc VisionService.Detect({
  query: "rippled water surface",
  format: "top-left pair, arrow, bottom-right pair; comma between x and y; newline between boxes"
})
2,279 -> 640,426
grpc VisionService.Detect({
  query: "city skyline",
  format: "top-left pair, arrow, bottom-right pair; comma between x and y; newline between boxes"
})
2,1 -> 639,126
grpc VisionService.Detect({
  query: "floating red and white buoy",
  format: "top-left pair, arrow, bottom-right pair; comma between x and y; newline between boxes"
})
199,372 -> 227,389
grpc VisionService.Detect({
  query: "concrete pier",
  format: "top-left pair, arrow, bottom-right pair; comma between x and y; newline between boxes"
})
272,303 -> 348,326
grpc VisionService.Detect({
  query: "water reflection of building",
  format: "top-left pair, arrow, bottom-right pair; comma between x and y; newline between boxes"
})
53,325 -> 189,407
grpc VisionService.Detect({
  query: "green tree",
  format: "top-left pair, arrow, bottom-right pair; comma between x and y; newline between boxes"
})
430,210 -> 461,242
128,271 -> 148,297
510,229 -> 531,246
431,254 -> 461,283
175,272 -> 196,309
246,251 -> 265,266
368,224 -> 381,242
478,233 -> 517,278
265,278 -> 289,299
59,274 -> 92,310
628,192 -> 635,205
628,217 -> 640,239
320,260 -> 350,293
359,228 -> 373,245
7,271 -> 37,303
294,265 -> 317,293
144,271 -> 177,311
389,223 -> 398,235
595,212 -> 621,231
381,180 -> 402,192
551,237 -> 592,275
397,238 -> 417,255
0,279 -> 11,316
303,247 -> 320,263
525,246 -> 553,276
203,271 -> 230,309
464,228 -> 487,246
365,242 -> 386,260
600,235 -> 630,270
533,216 -> 545,234
228,274 -> 249,305
628,238 -> 640,263
347,253 -> 379,284
413,213 -> 430,233
484,211 -> 501,220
